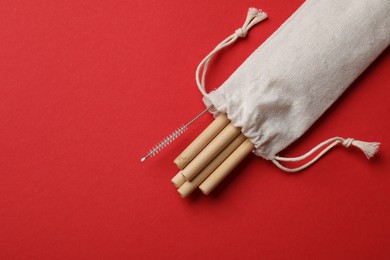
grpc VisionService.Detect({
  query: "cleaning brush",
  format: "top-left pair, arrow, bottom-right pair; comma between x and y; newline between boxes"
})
140,107 -> 210,162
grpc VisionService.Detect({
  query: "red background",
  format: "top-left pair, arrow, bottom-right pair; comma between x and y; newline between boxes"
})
1,0 -> 389,259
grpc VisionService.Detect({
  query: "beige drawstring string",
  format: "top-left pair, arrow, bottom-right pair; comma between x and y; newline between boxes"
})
272,137 -> 380,172
196,8 -> 268,96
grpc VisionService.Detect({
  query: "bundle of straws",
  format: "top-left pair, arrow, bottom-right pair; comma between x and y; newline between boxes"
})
166,9 -> 268,197
171,114 -> 253,198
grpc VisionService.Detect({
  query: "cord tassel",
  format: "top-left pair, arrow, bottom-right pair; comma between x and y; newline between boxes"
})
345,139 -> 380,159
272,137 -> 380,172
235,8 -> 268,38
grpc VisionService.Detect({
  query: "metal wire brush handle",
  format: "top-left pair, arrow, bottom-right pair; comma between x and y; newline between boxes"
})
140,107 -> 210,162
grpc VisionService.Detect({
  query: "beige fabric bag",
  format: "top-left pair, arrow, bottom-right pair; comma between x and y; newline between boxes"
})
197,0 -> 389,171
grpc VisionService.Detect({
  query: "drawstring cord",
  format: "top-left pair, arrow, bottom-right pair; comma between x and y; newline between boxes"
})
272,137 -> 380,172
196,8 -> 268,97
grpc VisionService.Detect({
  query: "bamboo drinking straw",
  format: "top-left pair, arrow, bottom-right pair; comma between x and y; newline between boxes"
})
171,172 -> 186,188
174,113 -> 229,169
199,138 -> 254,195
181,123 -> 242,181
178,134 -> 246,198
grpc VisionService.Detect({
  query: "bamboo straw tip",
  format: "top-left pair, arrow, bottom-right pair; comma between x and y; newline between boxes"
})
171,171 -> 186,188
198,186 -> 210,195
171,180 -> 179,188
173,157 -> 186,170
177,189 -> 186,199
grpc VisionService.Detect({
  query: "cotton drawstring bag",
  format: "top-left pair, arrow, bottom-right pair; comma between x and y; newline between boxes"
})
197,0 -> 389,172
